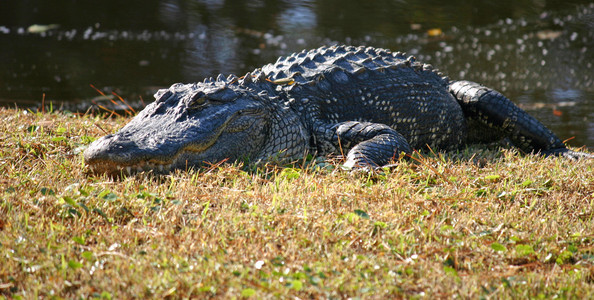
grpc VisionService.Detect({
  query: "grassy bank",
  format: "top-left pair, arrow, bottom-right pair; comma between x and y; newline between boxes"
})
1,107 -> 593,299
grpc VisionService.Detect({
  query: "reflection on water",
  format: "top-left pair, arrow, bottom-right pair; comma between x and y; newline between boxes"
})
0,0 -> 593,148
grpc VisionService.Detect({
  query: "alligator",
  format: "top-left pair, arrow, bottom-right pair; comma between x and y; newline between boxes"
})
84,45 -> 592,175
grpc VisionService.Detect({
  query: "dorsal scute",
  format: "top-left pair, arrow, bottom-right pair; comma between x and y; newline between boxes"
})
227,74 -> 238,83
240,72 -> 253,85
258,45 -> 449,88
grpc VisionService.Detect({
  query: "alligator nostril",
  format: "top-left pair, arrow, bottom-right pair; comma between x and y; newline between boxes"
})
84,134 -> 122,162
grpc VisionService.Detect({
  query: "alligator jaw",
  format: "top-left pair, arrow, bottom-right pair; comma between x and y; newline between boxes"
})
84,142 -> 224,176
85,157 -> 176,176
85,143 -> 238,176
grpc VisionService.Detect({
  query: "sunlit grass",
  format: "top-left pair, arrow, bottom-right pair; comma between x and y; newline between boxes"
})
1,107 -> 593,298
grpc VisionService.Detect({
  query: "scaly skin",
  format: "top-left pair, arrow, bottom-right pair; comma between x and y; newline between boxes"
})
84,45 -> 592,175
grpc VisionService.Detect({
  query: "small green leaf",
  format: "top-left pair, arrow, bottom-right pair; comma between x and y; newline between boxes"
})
290,280 -> 303,291
72,236 -> 85,245
404,267 -> 414,275
99,191 -> 118,202
81,251 -> 94,261
55,126 -> 67,134
198,285 -> 215,293
373,221 -> 387,229
98,189 -> 110,199
79,187 -> 90,197
440,225 -> 454,231
100,291 -> 112,300
81,135 -> 96,144
201,201 -> 210,220
556,250 -> 573,265
241,288 -> 256,297
443,266 -> 458,277
344,212 -> 359,223
484,174 -> 501,181
62,196 -> 77,207
491,243 -> 507,252
515,244 -> 535,257
475,188 -> 488,197
292,271 -> 307,280
279,168 -> 301,180
68,260 -> 83,269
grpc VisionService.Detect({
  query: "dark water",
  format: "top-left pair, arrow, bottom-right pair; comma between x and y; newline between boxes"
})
1,0 -> 593,148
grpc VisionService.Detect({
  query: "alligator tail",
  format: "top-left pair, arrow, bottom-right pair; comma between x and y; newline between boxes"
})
447,80 -> 591,158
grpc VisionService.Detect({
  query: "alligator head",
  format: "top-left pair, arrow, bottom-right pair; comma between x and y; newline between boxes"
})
84,76 -> 307,175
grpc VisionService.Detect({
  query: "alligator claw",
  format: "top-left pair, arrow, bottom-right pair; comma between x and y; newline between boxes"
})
542,148 -> 594,160
562,150 -> 594,160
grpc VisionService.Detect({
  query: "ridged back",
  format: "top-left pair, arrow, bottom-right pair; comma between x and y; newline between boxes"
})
258,45 -> 448,86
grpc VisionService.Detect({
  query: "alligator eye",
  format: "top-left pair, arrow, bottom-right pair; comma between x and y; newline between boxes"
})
189,93 -> 207,108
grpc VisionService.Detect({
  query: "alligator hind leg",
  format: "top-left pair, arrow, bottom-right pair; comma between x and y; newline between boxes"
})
448,80 -> 591,158
315,121 -> 413,168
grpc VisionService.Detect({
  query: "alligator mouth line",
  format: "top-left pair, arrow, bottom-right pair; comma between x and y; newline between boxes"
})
86,136 -> 225,175
123,161 -> 174,174
86,159 -> 175,175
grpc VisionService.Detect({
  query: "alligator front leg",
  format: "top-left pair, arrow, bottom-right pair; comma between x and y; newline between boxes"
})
449,80 -> 592,159
316,121 -> 413,168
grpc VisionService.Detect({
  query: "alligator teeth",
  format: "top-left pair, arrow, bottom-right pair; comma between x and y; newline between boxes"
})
109,162 -> 175,175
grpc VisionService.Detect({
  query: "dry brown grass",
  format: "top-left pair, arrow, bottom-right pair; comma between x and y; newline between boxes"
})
1,107 -> 593,299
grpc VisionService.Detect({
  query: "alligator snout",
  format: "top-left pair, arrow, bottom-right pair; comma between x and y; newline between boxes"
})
84,134 -> 131,174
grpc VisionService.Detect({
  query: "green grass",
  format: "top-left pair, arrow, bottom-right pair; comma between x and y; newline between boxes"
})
1,107 -> 593,299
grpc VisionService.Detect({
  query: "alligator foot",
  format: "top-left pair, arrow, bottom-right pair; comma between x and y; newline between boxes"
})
330,121 -> 412,168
